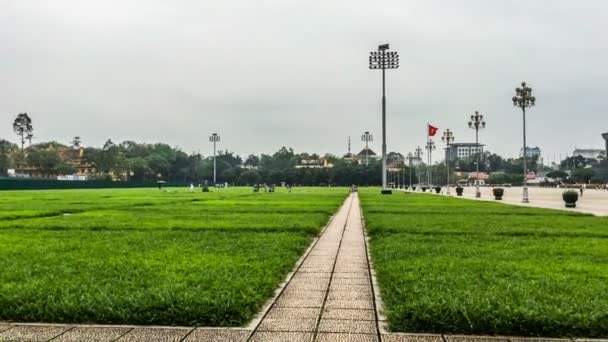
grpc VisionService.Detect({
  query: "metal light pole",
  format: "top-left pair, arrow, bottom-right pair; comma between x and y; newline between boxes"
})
415,147 -> 423,187
361,131 -> 373,166
512,82 -> 536,203
442,129 -> 455,195
369,44 -> 399,193
407,152 -> 413,188
209,133 -> 220,185
425,140 -> 436,186
468,111 -> 486,198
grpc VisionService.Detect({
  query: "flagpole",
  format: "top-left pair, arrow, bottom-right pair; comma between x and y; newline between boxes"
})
427,122 -> 430,187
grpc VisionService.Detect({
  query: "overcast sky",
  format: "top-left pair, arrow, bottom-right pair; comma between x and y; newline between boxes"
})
1,0 -> 607,162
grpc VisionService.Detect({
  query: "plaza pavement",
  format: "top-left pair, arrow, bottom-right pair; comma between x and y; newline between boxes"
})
1,193 -> 606,341
449,186 -> 608,216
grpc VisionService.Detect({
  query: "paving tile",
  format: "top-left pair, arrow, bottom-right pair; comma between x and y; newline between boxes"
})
328,290 -> 372,300
510,339 -> 573,342
281,290 -> 326,300
282,288 -> 326,297
315,332 -> 379,342
288,278 -> 330,291
335,263 -> 369,269
322,308 -> 375,321
318,319 -> 377,334
0,325 -> 71,342
258,318 -> 317,332
444,335 -> 510,342
116,327 -> 192,341
298,268 -> 333,273
330,284 -> 372,292
325,299 -> 374,310
183,329 -> 249,342
266,307 -> 321,320
382,333 -> 444,342
331,278 -> 371,286
293,273 -> 332,279
54,327 -> 131,341
275,295 -> 325,308
249,331 -> 314,342
333,272 -> 370,279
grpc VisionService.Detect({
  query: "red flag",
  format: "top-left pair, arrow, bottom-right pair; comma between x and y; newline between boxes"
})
428,124 -> 438,137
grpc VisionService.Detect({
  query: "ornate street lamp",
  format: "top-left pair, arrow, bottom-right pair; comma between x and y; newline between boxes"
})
369,44 -> 399,194
209,133 -> 220,185
406,152 -> 414,188
512,82 -> 536,203
468,111 -> 486,198
414,147 -> 423,187
425,140 -> 436,186
361,131 -> 373,166
442,129 -> 455,195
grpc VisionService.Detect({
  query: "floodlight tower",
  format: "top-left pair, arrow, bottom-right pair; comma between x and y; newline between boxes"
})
442,129 -> 455,195
512,82 -> 536,203
361,131 -> 373,166
209,133 -> 220,184
468,111 -> 486,198
369,43 -> 399,194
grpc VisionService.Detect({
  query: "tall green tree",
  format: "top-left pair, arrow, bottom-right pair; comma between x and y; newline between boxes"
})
0,139 -> 17,176
13,113 -> 33,152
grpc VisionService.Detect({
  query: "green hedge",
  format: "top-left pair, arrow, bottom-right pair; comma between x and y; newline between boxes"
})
0,178 -> 189,190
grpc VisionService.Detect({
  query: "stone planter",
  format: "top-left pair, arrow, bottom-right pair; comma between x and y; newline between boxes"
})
456,187 -> 463,196
493,188 -> 504,200
562,190 -> 579,208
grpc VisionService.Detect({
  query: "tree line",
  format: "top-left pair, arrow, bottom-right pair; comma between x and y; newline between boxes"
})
2,112 -> 607,185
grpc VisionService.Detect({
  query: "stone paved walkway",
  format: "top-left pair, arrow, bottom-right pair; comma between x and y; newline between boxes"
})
248,192 -> 379,342
1,193 -> 605,341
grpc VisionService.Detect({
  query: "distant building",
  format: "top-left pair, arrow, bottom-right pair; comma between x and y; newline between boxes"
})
296,155 -> 334,169
445,143 -> 484,161
519,146 -> 541,158
355,147 -> 378,164
572,148 -> 604,160
16,146 -> 95,179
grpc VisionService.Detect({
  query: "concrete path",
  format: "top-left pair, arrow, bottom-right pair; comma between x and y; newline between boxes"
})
248,192 -> 380,342
1,193 -> 605,341
449,186 -> 608,216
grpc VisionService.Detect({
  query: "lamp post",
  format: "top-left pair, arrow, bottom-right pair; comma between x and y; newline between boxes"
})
407,152 -> 414,188
369,43 -> 399,194
512,82 -> 536,203
468,111 -> 486,198
442,129 -> 455,195
425,140 -> 436,186
209,133 -> 220,185
414,146 -> 423,187
361,131 -> 373,166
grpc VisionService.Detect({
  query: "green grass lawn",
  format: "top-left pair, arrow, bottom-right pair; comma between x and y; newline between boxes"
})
360,189 -> 608,338
0,187 -> 347,326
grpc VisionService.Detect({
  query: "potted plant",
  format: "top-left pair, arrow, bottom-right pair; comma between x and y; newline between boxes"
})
421,187 -> 428,192
493,188 -> 504,200
456,186 -> 463,196
562,190 -> 579,208
434,186 -> 441,194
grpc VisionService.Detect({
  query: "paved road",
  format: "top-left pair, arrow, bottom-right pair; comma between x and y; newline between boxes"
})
448,186 -> 608,216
